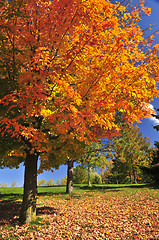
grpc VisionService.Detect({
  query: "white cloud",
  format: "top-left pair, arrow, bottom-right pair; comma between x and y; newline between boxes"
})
147,116 -> 159,125
147,104 -> 159,126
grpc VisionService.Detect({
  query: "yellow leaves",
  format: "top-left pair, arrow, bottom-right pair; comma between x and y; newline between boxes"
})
21,129 -> 33,139
7,148 -> 25,159
8,150 -> 17,157
1,0 -> 159,159
140,4 -> 151,16
70,105 -> 78,114
57,78 -> 82,106
41,108 -> 53,118
144,8 -> 151,16
118,6 -> 126,13
123,13 -> 131,21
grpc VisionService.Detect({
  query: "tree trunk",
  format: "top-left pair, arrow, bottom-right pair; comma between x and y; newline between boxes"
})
66,159 -> 73,194
129,172 -> 132,184
19,151 -> 38,223
88,163 -> 91,187
132,168 -> 137,184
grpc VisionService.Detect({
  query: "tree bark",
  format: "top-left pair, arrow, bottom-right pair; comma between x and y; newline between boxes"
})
19,151 -> 38,223
88,162 -> 91,187
66,159 -> 73,194
132,168 -> 137,184
129,172 -> 132,184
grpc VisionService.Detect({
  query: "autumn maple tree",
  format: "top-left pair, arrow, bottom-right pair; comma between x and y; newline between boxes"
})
0,0 -> 159,222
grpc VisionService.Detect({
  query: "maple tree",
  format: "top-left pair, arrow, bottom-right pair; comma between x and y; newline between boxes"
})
0,0 -> 159,222
66,158 -> 74,193
0,0 -> 24,169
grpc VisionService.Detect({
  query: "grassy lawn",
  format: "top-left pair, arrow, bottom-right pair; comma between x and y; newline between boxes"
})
0,184 -> 158,239
0,183 -> 158,200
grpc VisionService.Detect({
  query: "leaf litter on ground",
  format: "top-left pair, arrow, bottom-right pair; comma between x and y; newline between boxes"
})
0,187 -> 158,239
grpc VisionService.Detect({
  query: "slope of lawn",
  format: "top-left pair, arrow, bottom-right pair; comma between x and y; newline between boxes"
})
0,184 -> 158,239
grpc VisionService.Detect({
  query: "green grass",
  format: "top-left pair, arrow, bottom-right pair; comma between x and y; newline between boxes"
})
0,187 -> 23,201
0,183 -> 158,201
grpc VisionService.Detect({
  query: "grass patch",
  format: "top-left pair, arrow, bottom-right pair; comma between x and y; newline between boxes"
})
0,183 -> 158,201
0,187 -> 23,201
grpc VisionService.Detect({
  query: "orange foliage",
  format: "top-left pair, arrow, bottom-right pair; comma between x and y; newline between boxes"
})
0,0 -> 159,162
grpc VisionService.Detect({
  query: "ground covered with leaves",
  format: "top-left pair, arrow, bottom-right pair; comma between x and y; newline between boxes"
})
0,186 -> 158,239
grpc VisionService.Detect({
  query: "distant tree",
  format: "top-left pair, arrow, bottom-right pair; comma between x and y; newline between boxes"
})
46,179 -> 55,186
101,160 -> 113,184
91,172 -> 102,184
108,124 -> 152,183
149,142 -> 159,184
149,109 -> 159,184
78,140 -> 110,186
73,165 -> 88,184
61,177 -> 67,185
10,181 -> 16,187
141,142 -> 159,185
56,179 -> 61,185
2,183 -> 7,187
38,179 -> 46,187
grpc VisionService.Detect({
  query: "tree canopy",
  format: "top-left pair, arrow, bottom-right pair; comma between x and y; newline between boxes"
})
0,0 -> 159,222
108,124 -> 153,183
0,0 -> 159,166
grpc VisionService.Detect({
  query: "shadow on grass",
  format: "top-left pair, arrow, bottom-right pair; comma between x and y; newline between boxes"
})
146,182 -> 159,189
0,201 -> 58,226
76,184 -> 148,192
0,193 -> 23,201
38,191 -> 66,197
37,184 -> 149,198
0,200 -> 21,226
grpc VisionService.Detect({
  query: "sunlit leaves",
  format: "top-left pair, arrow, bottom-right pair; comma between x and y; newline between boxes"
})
0,0 -> 159,163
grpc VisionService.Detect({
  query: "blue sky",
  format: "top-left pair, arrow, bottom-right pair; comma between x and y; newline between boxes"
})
1,0 -> 159,187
